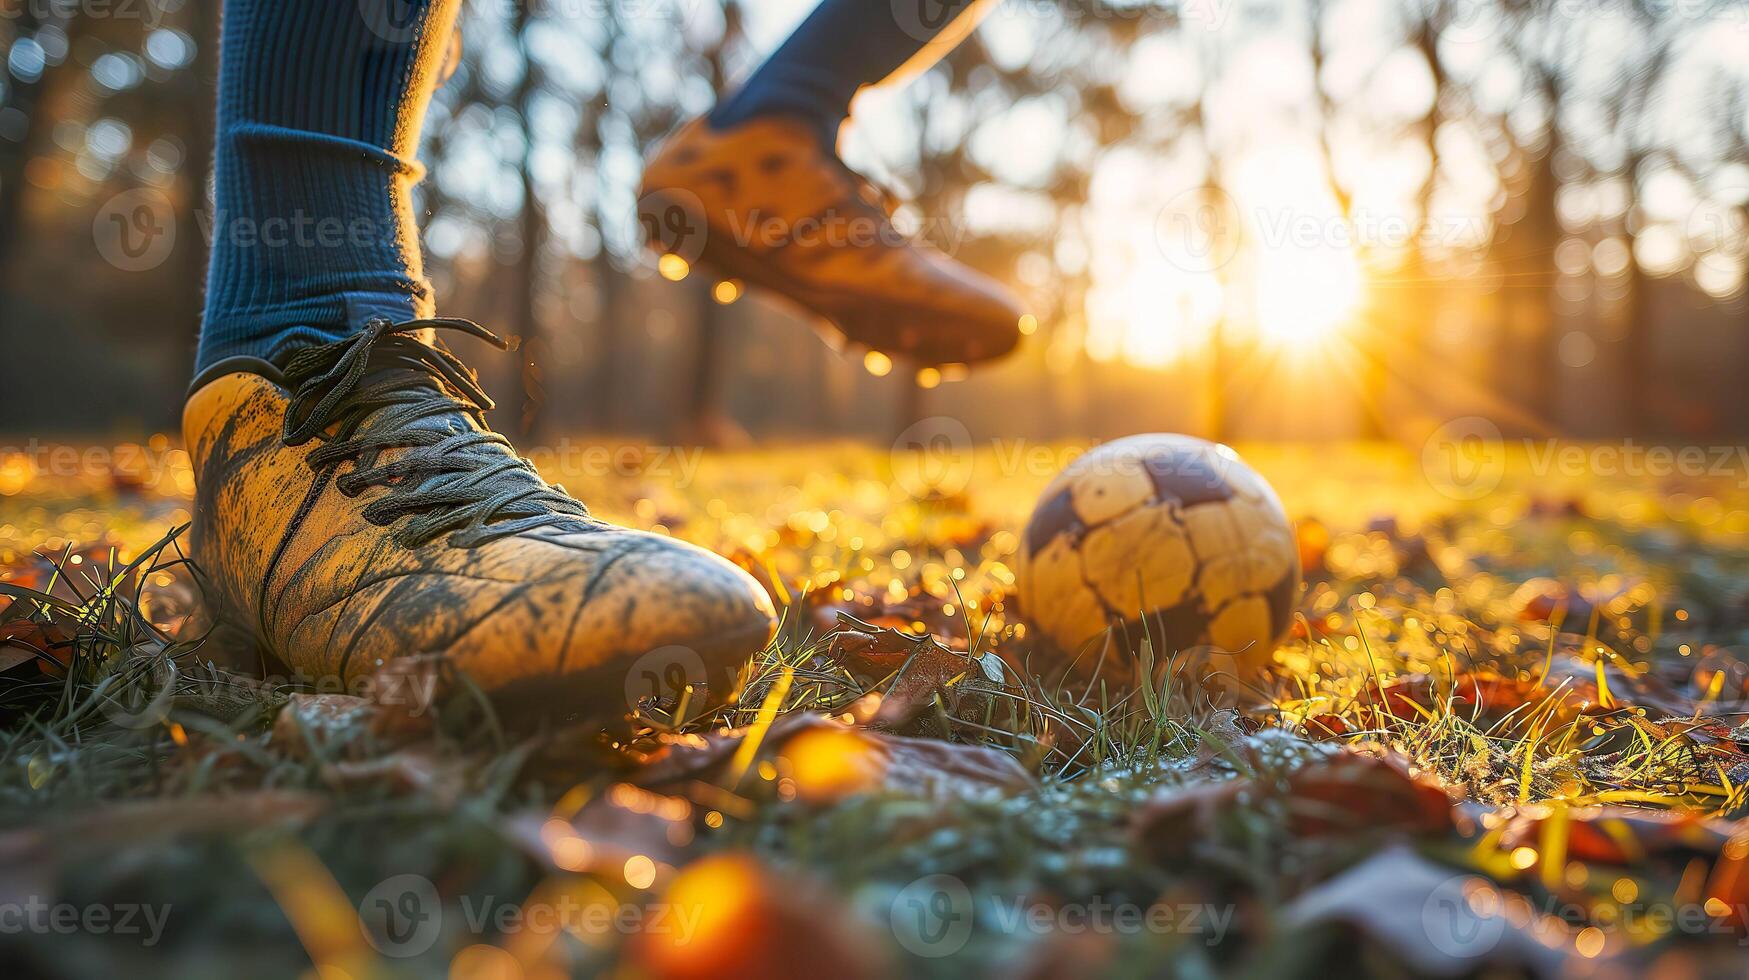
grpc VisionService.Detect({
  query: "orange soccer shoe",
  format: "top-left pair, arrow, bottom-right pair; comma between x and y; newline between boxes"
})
182,317 -> 776,717
638,116 -> 1026,367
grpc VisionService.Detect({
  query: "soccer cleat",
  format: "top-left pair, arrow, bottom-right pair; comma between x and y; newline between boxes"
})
182,317 -> 777,716
638,116 -> 1026,367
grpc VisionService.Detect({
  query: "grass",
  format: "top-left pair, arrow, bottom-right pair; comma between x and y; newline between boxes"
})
2,439 -> 1749,977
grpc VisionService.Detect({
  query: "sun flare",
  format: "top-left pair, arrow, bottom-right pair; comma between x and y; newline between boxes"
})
1252,241 -> 1364,351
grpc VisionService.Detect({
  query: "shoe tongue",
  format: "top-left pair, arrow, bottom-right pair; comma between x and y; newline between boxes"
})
358,366 -> 481,439
350,366 -> 549,496
330,359 -> 589,532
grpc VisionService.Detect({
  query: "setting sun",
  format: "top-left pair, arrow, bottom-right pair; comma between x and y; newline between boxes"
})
1082,144 -> 1367,370
1253,241 -> 1364,350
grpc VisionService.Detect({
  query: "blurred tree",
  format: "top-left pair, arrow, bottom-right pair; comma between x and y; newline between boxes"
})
1,0 -> 1745,441
0,7 -> 80,284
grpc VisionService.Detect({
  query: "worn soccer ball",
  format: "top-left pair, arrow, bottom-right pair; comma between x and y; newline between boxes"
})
1015,434 -> 1299,678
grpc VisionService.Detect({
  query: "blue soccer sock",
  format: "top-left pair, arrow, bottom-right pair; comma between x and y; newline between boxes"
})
708,0 -> 990,149
195,0 -> 460,374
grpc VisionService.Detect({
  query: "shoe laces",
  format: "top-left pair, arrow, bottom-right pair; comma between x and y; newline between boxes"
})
280,317 -> 591,548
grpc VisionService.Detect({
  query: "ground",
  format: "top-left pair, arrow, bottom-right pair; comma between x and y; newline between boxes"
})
2,439 -> 1749,978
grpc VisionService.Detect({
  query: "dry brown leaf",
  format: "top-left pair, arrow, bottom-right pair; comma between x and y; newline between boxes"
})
626,853 -> 891,980
1285,844 -> 1570,977
1135,743 -> 1454,861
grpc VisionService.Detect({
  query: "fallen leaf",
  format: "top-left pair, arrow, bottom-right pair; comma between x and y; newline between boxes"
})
506,787 -> 695,875
1284,844 -> 1571,977
1135,742 -> 1453,860
1494,805 -> 1732,866
320,745 -> 472,806
822,614 -> 1004,732
271,693 -> 376,756
0,619 -> 73,676
626,853 -> 890,980
634,711 -> 1034,804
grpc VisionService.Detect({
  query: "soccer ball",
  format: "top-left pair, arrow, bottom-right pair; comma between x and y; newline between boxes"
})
1015,434 -> 1299,679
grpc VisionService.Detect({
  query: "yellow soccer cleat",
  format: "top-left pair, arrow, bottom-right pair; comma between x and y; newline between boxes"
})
638,116 -> 1026,367
182,317 -> 777,717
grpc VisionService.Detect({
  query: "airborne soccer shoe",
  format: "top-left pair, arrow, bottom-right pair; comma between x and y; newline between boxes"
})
638,116 -> 1026,367
182,317 -> 777,715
